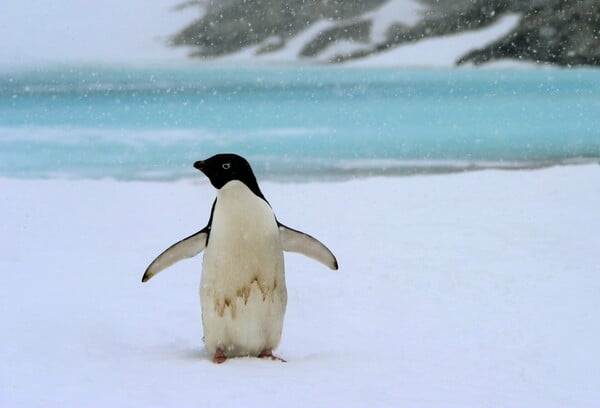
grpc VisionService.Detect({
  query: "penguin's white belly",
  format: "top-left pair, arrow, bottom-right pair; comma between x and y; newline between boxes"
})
200,181 -> 287,357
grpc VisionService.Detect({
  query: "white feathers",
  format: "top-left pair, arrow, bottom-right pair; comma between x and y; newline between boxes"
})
201,180 -> 286,356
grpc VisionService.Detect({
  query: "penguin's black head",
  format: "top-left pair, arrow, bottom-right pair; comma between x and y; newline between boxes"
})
194,154 -> 265,199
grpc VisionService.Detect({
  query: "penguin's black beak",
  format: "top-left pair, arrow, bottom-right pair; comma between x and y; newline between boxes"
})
193,160 -> 205,171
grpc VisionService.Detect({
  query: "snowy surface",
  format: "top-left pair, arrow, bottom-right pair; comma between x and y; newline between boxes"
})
366,0 -> 425,42
1,0 -> 522,68
2,165 -> 600,406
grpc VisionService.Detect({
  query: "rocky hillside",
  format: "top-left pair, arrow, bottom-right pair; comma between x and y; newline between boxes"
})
170,0 -> 600,67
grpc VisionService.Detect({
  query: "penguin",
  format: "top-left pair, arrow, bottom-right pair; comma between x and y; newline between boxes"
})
142,153 -> 338,363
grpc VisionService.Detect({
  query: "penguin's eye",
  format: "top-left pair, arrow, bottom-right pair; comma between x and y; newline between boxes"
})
222,163 -> 231,170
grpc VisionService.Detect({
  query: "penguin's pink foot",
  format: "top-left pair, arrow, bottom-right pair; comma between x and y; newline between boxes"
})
259,348 -> 287,363
213,348 -> 227,364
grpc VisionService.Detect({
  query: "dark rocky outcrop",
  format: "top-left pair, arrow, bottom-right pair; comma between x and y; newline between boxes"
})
300,20 -> 372,57
170,0 -> 600,67
170,0 -> 386,57
457,0 -> 600,66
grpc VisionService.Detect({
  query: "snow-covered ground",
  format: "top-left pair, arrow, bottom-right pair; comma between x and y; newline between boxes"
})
2,164 -> 599,406
1,0 -> 523,68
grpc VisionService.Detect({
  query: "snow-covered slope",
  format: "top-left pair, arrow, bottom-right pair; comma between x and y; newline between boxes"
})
2,165 -> 600,406
2,0 -> 598,68
345,14 -> 521,68
0,0 -> 523,68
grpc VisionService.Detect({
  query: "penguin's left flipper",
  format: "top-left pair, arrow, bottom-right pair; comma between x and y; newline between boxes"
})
142,229 -> 208,282
278,224 -> 338,270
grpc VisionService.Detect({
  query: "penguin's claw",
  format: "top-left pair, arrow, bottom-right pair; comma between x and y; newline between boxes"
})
213,348 -> 227,364
259,349 -> 287,363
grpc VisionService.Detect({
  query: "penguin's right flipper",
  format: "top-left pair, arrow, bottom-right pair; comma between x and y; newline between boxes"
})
142,229 -> 208,282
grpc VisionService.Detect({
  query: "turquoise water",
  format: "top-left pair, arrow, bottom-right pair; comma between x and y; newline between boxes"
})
1,66 -> 599,180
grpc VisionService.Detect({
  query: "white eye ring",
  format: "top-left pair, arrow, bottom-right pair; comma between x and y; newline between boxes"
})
222,163 -> 231,170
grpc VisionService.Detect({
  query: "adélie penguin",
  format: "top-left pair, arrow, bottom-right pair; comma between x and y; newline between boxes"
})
142,154 -> 338,363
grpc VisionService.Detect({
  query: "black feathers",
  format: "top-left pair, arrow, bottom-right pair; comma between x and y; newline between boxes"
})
194,154 -> 266,201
